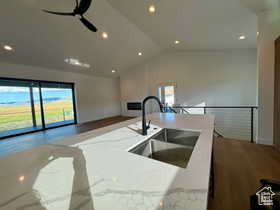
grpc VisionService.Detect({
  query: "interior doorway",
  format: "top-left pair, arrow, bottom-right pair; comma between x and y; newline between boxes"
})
157,84 -> 176,106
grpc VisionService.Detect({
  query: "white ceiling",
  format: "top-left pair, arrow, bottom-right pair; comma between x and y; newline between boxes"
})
0,0 -> 161,77
241,0 -> 278,13
107,0 -> 258,50
0,0 -> 273,77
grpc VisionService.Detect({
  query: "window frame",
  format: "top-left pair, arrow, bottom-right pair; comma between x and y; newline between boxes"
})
0,77 -> 77,140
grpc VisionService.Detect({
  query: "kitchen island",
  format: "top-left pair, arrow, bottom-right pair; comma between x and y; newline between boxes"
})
0,113 -> 214,210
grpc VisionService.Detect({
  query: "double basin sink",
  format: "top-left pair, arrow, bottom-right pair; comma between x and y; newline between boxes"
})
129,128 -> 200,168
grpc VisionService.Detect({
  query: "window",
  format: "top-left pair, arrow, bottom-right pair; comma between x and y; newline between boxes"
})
40,82 -> 75,128
0,78 -> 76,139
158,84 -> 176,106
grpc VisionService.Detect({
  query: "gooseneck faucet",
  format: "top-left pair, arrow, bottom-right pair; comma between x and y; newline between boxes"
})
142,96 -> 163,135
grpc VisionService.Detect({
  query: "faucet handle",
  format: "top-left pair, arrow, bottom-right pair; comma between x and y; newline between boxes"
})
146,120 -> 151,130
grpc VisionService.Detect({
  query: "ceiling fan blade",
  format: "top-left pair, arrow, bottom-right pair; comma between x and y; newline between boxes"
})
80,17 -> 98,32
78,0 -> 92,14
42,9 -> 75,16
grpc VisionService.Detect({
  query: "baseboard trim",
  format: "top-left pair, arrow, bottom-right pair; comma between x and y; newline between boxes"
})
257,139 -> 273,146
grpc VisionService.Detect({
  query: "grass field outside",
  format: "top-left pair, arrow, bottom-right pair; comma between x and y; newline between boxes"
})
0,99 -> 74,132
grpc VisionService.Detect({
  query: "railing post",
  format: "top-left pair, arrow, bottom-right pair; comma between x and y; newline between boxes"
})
251,107 -> 254,143
204,107 -> 206,115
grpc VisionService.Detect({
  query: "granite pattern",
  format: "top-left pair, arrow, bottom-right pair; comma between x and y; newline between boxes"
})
0,113 -> 214,210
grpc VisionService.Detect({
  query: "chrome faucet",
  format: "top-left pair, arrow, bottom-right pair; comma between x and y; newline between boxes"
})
142,96 -> 163,135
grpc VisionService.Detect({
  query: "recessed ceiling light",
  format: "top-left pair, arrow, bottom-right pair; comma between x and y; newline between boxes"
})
174,40 -> 180,44
19,176 -> 25,182
112,70 -> 116,73
64,58 -> 90,68
102,32 -> 108,39
138,52 -> 143,56
238,35 -> 246,40
4,45 -> 13,51
257,32 -> 259,36
149,5 -> 156,13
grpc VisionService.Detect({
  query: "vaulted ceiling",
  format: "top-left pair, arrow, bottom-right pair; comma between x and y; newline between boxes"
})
107,0 -> 257,50
0,0 -> 276,77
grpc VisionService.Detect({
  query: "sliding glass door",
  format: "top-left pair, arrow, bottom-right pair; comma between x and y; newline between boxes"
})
0,79 -> 42,138
41,82 -> 75,128
0,78 -> 76,139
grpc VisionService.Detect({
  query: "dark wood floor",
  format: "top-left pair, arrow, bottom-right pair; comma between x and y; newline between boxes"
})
76,116 -> 134,132
208,138 -> 280,210
0,116 -> 134,156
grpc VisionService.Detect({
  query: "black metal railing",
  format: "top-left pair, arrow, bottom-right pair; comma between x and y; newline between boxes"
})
163,105 -> 258,143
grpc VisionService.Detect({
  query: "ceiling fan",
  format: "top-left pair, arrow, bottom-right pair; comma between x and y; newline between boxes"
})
42,0 -> 98,32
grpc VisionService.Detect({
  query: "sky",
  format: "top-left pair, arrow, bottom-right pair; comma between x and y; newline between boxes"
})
0,87 -> 30,92
0,87 -> 64,92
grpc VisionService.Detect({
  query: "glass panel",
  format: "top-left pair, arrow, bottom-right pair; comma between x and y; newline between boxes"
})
158,87 -> 162,102
40,82 -> 73,89
32,87 -> 43,128
0,79 -> 38,87
0,82 -> 42,138
0,79 -> 76,138
164,85 -> 175,106
41,86 -> 75,128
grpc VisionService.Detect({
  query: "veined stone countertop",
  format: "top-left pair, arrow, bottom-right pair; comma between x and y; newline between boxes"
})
0,113 -> 214,210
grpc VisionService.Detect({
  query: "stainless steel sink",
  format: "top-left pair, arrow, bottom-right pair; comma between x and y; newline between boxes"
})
152,128 -> 200,148
129,129 -> 200,168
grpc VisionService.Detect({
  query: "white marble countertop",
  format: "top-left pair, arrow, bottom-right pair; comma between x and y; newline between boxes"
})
0,113 -> 214,210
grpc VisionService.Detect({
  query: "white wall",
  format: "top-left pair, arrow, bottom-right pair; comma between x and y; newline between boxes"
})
120,50 -> 257,116
0,62 -> 121,123
257,11 -> 280,145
